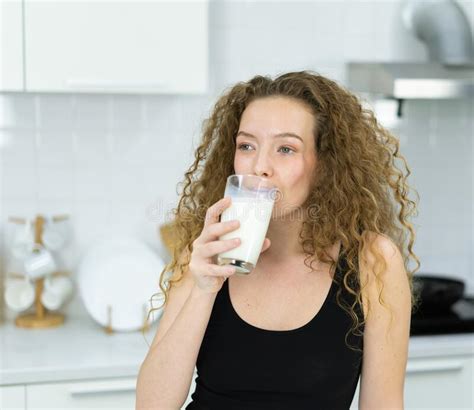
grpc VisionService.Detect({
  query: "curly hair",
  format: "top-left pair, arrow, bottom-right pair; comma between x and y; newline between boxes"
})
144,70 -> 421,350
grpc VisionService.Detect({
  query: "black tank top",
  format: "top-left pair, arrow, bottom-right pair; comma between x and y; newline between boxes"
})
186,253 -> 364,410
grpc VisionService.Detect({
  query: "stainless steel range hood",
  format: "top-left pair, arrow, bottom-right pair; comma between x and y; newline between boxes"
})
347,0 -> 474,100
347,62 -> 474,99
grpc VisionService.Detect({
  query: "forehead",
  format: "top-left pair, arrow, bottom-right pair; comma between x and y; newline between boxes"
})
238,96 -> 315,138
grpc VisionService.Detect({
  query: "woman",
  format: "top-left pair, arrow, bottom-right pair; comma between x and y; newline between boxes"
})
136,71 -> 420,409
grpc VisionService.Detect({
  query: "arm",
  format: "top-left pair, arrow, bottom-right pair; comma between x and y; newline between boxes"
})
136,197 -> 243,408
136,283 -> 217,409
358,234 -> 412,410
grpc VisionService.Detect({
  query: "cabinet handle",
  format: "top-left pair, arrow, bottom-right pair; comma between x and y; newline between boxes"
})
69,380 -> 136,396
406,359 -> 464,374
64,79 -> 168,90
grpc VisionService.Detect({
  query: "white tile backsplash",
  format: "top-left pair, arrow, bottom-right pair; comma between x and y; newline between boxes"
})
36,130 -> 75,167
72,95 -> 112,132
110,95 -> 145,133
38,95 -> 75,131
37,165 -> 75,202
2,165 -> 38,201
0,94 -> 36,130
342,1 -> 376,37
1,0 -> 473,323
0,129 -> 36,167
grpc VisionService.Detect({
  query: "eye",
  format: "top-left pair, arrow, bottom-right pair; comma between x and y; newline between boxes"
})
278,146 -> 295,155
237,144 -> 295,155
237,143 -> 253,151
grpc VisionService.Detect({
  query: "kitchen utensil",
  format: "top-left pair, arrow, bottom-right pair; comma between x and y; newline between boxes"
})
77,236 -> 166,332
413,274 -> 465,312
411,295 -> 474,335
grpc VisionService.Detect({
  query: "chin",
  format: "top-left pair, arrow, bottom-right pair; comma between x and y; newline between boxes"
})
272,203 -> 304,222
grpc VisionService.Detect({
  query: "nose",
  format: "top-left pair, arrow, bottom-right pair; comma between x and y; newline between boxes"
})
254,149 -> 273,178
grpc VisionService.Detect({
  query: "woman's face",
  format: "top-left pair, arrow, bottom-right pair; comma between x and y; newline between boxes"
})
234,96 -> 317,220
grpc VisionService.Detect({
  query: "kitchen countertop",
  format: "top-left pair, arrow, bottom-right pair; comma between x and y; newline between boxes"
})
0,315 -> 158,386
409,333 -> 474,358
1,316 -> 473,386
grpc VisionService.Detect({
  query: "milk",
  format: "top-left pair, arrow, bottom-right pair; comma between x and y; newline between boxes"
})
218,197 -> 274,274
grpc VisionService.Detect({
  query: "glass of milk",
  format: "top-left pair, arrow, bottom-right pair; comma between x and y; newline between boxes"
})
217,174 -> 277,275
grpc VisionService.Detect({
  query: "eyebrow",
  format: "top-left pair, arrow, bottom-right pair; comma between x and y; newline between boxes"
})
236,131 -> 304,143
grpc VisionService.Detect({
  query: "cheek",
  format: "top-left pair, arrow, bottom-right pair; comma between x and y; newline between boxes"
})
280,160 -> 315,201
233,153 -> 250,173
283,162 -> 307,184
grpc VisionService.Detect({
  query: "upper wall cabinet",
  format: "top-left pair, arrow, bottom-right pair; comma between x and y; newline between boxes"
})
0,0 -> 24,91
22,0 -> 208,94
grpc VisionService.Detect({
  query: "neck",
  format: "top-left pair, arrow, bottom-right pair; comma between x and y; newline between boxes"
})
258,217 -> 342,271
261,217 -> 306,263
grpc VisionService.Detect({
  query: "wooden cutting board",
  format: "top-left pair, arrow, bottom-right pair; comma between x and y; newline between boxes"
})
159,221 -> 178,256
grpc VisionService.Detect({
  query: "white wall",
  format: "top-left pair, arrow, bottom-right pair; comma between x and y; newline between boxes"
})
1,0 -> 473,322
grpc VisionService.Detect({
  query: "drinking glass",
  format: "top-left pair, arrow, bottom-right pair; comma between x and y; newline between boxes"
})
217,174 -> 277,275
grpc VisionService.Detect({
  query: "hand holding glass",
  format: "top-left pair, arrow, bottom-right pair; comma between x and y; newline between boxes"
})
217,175 -> 277,275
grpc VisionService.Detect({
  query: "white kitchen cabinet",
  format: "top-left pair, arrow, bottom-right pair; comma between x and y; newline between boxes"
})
0,384 -> 26,410
404,354 -> 473,409
26,377 -> 137,409
25,373 -> 197,410
0,0 -> 24,91
23,0 -> 208,94
350,354 -> 474,409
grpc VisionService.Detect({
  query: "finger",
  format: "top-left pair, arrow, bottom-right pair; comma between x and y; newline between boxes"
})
206,264 -> 236,277
202,219 -> 240,242
260,238 -> 271,253
200,237 -> 240,258
204,197 -> 232,227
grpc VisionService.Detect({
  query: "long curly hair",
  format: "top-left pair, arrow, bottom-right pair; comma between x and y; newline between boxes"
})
144,70 -> 421,350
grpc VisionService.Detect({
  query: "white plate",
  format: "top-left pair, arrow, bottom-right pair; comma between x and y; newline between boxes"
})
77,236 -> 167,332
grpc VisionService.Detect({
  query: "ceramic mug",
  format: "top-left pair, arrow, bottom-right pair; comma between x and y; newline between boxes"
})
23,244 -> 58,280
4,278 -> 35,312
42,220 -> 71,252
11,220 -> 35,260
41,276 -> 73,310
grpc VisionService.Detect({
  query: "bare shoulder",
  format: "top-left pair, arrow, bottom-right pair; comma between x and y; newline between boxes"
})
357,232 -> 412,407
359,231 -> 406,280
358,231 -> 410,321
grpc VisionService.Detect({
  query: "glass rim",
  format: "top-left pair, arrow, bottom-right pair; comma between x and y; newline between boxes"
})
227,174 -> 278,190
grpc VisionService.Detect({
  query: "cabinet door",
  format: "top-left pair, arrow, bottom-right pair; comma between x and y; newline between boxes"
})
0,0 -> 24,91
24,1 -> 208,94
26,377 -> 137,409
404,355 -> 473,409
0,385 -> 26,410
348,355 -> 473,410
